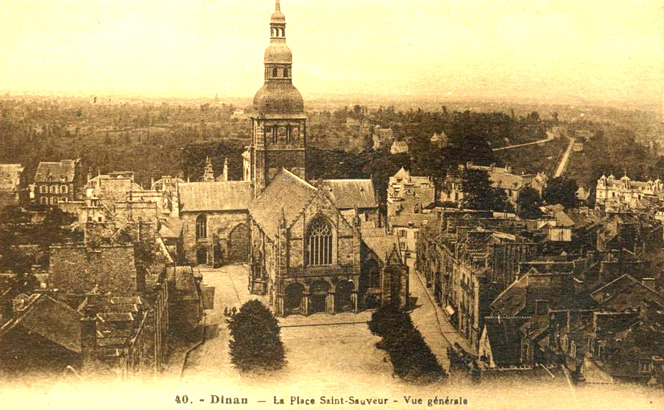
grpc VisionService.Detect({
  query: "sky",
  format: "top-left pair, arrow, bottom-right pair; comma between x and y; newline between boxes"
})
1,0 -> 662,106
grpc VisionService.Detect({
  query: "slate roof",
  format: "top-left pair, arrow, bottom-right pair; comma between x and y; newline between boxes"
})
178,181 -> 252,212
590,274 -> 664,312
362,234 -> 401,264
34,160 -> 78,183
491,271 -> 579,317
166,266 -> 201,302
483,317 -> 526,367
248,168 -> 318,239
316,179 -> 377,209
0,164 -> 23,191
0,294 -> 82,354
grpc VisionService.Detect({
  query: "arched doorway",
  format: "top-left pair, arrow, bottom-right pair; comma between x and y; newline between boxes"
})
196,247 -> 207,265
335,280 -> 354,313
213,244 -> 222,268
227,224 -> 250,263
284,283 -> 304,316
310,280 -> 330,314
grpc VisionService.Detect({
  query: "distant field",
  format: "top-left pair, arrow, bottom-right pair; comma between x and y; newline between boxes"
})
494,137 -> 568,176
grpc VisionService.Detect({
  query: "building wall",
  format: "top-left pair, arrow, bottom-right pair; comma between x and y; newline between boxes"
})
249,192 -> 363,316
181,210 -> 249,266
251,118 -> 307,196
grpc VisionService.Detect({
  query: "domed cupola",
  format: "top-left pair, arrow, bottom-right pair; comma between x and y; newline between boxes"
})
253,0 -> 304,115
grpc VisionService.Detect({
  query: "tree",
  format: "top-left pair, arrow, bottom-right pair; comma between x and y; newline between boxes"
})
227,300 -> 285,372
460,169 -> 507,211
368,303 -> 446,383
516,187 -> 543,219
543,177 -> 579,209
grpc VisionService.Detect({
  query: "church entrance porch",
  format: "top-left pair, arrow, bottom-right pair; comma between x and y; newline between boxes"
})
310,280 -> 331,314
284,283 -> 305,316
334,280 -> 356,313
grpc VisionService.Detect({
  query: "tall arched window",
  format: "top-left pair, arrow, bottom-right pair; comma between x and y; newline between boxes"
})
283,67 -> 289,78
306,218 -> 332,266
196,214 -> 207,240
272,67 -> 278,78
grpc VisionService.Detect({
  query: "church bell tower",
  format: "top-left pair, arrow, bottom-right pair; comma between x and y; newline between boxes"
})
249,0 -> 307,198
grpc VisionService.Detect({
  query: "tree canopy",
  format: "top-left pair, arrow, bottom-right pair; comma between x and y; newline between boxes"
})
227,300 -> 285,372
516,187 -> 543,219
460,169 -> 508,212
543,177 -> 579,209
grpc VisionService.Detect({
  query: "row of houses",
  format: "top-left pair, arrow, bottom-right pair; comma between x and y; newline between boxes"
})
415,207 -> 664,386
0,160 -> 213,379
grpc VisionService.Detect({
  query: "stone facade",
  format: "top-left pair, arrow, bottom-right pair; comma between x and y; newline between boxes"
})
416,211 -> 537,348
181,210 -> 250,266
595,174 -> 664,212
33,159 -> 85,206
249,173 -> 362,316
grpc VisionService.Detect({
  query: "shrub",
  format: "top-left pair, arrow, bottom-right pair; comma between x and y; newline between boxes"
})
227,300 -> 285,372
368,303 -> 446,383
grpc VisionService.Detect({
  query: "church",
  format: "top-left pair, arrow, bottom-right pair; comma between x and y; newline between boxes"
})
177,0 -> 408,316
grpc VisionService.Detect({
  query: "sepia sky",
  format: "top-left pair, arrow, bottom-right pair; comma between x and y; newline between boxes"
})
0,0 -> 662,105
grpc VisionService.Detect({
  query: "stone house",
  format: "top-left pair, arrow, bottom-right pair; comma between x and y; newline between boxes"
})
33,159 -> 85,206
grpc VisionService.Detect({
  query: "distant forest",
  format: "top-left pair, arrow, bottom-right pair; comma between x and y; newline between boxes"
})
1,97 -> 661,196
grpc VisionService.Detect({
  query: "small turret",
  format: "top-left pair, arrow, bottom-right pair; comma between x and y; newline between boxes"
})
203,156 -> 215,182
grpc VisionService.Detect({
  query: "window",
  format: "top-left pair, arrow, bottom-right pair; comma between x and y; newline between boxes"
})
306,218 -> 332,266
369,267 -> 380,288
273,125 -> 278,144
50,197 -> 59,205
399,230 -> 407,238
283,67 -> 289,77
272,67 -> 278,78
196,214 -> 207,240
639,361 -> 652,373
61,185 -> 68,194
39,185 -> 46,194
50,185 -> 57,194
40,197 -> 48,205
570,341 -> 577,358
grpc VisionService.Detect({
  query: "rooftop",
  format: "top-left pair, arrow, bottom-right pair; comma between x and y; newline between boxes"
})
179,181 -> 252,213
